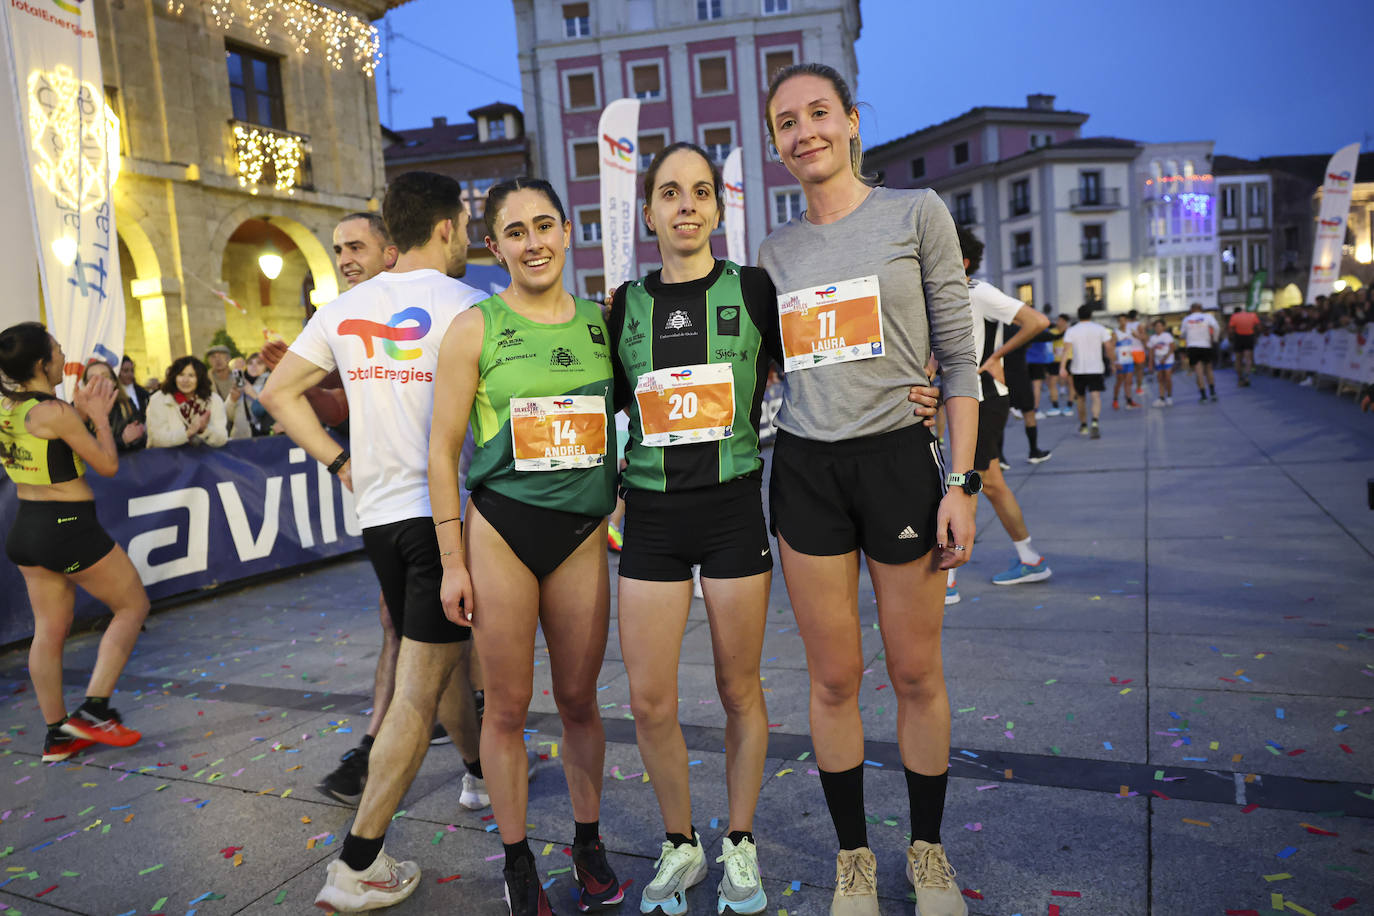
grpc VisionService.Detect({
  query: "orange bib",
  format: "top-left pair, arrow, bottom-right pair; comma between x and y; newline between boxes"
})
509,395 -> 607,471
634,363 -> 735,447
778,275 -> 884,372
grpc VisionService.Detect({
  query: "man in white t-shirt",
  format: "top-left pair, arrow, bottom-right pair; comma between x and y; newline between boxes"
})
1180,301 -> 1220,401
262,172 -> 486,913
1147,319 -> 1177,406
1058,303 -> 1115,439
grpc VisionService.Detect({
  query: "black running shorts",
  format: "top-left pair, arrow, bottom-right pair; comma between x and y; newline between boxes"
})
974,395 -> 1011,472
1186,346 -> 1214,365
469,487 -> 602,580
361,517 -> 470,644
1232,335 -> 1255,352
1002,348 -> 1034,411
769,424 -> 945,565
1072,373 -> 1105,395
5,500 -> 116,574
618,476 -> 772,582
1026,362 -> 1051,382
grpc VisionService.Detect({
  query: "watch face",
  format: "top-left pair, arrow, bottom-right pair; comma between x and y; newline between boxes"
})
965,471 -> 983,493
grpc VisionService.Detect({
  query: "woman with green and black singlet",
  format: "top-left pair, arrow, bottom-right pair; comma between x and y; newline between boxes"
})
427,178 -> 623,916
604,143 -> 781,915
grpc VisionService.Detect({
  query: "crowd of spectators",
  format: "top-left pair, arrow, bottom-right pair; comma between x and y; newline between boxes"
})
79,346 -> 278,452
1257,287 -> 1374,336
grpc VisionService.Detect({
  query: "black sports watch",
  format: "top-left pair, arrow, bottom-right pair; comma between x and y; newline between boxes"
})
945,471 -> 982,495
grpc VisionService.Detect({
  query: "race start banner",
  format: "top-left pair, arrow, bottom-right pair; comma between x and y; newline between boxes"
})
1,0 -> 125,389
598,97 -> 640,294
1306,142 -> 1360,302
724,147 -> 746,265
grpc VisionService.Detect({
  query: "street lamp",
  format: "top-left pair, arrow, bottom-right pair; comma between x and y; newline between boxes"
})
1136,271 -> 1150,287
258,247 -> 283,280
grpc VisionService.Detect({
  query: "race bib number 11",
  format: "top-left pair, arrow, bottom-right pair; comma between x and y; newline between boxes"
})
778,275 -> 884,372
509,395 -> 607,471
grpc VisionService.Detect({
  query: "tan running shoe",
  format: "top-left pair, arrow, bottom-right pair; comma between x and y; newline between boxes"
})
905,840 -> 968,916
830,847 -> 879,916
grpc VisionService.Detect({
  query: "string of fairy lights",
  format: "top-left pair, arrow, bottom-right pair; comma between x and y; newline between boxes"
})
232,122 -> 306,195
168,0 -> 382,77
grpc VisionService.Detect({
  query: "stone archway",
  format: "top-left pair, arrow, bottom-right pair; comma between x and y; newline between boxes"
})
116,218 -> 173,379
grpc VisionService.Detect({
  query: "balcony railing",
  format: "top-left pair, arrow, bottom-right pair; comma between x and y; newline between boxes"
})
1012,246 -> 1033,268
230,120 -> 311,195
1069,187 -> 1121,209
1081,240 -> 1107,261
954,205 -> 977,226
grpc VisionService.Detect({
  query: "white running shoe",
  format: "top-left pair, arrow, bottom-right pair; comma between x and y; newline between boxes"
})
640,838 -> 707,915
716,836 -> 767,914
1009,407 -> 1023,419
1152,397 -> 1166,407
1034,410 -> 1046,419
313,849 -> 420,913
1166,397 -> 1173,406
459,772 -> 489,810
905,841 -> 967,916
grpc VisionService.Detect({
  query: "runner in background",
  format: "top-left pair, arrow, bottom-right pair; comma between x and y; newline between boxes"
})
1023,306 -> 1058,424
1180,302 -> 1220,402
1112,313 -> 1140,410
1148,319 -> 1176,406
1045,312 -> 1073,416
1,323 -> 148,763
1228,307 -> 1260,387
1124,309 -> 1148,399
1059,304 -> 1114,439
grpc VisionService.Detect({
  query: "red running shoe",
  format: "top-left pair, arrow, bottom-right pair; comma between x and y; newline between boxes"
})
61,707 -> 141,747
42,733 -> 95,762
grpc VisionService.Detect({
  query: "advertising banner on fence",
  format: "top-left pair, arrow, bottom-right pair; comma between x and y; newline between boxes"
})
598,98 -> 640,294
0,437 -> 362,645
1306,142 -> 1361,303
1,0 -> 126,389
724,147 -> 746,265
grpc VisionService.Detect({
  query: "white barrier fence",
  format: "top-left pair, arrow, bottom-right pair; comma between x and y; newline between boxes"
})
1253,330 -> 1374,387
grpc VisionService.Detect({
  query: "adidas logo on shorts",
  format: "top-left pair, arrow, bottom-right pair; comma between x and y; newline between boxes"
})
897,525 -> 919,540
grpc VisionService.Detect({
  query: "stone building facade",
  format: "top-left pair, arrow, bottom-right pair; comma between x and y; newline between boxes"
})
92,0 -> 402,378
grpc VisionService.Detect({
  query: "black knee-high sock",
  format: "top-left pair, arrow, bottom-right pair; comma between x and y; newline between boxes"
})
341,832 -> 384,872
905,769 -> 948,844
818,764 -> 868,850
503,838 -> 533,868
1025,425 -> 1039,451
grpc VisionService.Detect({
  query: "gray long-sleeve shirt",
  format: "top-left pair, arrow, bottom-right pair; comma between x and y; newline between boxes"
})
757,186 -> 978,442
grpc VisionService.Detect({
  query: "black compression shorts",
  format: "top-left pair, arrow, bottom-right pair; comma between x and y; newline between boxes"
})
361,517 -> 470,644
974,396 -> 1011,472
1072,372 -> 1105,395
618,476 -> 772,582
5,500 -> 116,574
470,487 -> 602,580
769,424 -> 945,565
1186,346 -> 1215,365
1026,362 -> 1051,381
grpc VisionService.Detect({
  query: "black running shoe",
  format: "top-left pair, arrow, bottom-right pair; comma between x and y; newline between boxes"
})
504,854 -> 555,915
1027,449 -> 1053,464
318,744 -> 368,804
572,838 -> 624,911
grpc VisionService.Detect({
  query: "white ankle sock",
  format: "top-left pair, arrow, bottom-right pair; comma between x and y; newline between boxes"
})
1013,537 -> 1039,565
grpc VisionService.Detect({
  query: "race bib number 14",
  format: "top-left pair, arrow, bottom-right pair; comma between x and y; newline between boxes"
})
778,275 -> 884,372
634,362 -> 735,447
509,395 -> 607,471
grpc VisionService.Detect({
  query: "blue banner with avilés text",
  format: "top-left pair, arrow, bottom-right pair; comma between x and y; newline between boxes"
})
0,436 -> 361,645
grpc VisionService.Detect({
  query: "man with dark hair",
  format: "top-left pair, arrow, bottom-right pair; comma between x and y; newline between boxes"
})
944,227 -> 1053,602
333,212 -> 397,286
262,171 -> 486,912
1058,303 -> 1114,438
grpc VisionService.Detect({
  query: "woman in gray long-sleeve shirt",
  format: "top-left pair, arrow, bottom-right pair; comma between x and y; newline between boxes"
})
758,63 -> 980,916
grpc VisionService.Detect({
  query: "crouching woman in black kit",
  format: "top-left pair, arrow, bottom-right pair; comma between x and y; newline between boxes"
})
0,323 -> 147,761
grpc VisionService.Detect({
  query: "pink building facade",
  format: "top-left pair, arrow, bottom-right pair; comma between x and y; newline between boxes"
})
513,0 -> 860,299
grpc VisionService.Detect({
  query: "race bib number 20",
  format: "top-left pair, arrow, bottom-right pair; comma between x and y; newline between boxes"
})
778,275 -> 884,372
634,363 -> 735,447
509,395 -> 607,471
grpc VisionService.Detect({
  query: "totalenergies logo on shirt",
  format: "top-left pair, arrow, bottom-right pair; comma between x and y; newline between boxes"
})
814,286 -> 838,299
338,307 -> 431,360
603,134 -> 634,163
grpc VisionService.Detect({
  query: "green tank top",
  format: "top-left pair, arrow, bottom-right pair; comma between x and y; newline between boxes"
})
0,393 -> 84,485
466,295 -> 616,516
613,260 -> 772,492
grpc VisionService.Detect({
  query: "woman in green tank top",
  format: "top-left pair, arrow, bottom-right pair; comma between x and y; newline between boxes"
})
427,179 -> 622,914
0,323 -> 148,764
